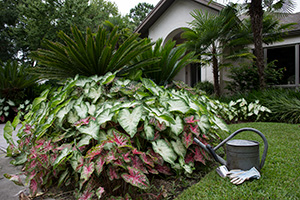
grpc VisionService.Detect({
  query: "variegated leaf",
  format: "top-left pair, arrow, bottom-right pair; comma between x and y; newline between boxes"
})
152,139 -> 177,165
168,99 -> 190,113
121,167 -> 150,190
117,106 -> 143,137
170,116 -> 184,136
171,138 -> 186,158
77,120 -> 100,140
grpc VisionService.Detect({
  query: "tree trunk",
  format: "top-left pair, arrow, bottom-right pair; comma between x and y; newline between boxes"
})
212,45 -> 220,97
249,0 -> 265,89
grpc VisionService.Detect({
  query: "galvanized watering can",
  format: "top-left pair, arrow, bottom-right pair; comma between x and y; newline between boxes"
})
194,128 -> 268,171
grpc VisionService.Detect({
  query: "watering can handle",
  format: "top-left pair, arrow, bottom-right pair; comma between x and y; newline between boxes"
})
214,127 -> 268,170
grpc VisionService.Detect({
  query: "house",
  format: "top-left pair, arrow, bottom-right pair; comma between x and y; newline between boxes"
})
135,0 -> 300,91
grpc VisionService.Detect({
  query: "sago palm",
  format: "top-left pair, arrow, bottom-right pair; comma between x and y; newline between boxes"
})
30,25 -> 156,80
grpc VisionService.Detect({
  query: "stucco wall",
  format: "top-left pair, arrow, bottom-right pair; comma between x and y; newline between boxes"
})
147,0 -> 219,85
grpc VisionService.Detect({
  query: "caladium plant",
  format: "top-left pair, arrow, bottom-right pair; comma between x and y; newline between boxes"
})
4,72 -> 230,199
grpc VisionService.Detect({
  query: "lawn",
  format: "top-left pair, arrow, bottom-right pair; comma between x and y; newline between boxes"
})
176,122 -> 300,200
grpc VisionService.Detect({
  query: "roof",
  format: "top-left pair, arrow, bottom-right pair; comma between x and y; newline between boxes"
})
280,12 -> 300,36
134,0 -> 224,38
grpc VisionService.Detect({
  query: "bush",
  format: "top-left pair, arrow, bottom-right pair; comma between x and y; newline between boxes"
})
226,60 -> 283,93
4,73 -> 229,199
194,81 -> 214,95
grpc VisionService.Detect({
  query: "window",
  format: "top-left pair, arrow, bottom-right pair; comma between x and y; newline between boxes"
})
266,44 -> 300,87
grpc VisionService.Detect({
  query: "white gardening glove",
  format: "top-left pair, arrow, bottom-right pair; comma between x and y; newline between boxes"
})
228,167 -> 261,185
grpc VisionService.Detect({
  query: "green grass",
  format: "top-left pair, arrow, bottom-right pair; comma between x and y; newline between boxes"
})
176,122 -> 300,200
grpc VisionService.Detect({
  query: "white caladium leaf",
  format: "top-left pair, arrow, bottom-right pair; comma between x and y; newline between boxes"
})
152,139 -> 177,165
179,157 -> 193,174
77,135 -> 92,147
211,116 -> 229,133
87,87 -> 102,103
168,99 -> 190,113
197,115 -> 210,134
117,106 -> 143,137
171,137 -> 186,158
170,116 -> 184,136
74,102 -> 88,119
78,120 -> 100,140
96,109 -> 114,125
144,119 -> 154,140
68,110 -> 79,124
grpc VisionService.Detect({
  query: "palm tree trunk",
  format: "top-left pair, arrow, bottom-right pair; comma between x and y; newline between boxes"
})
249,0 -> 265,89
212,45 -> 220,96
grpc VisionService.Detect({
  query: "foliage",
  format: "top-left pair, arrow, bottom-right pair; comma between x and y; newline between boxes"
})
127,2 -> 154,28
0,60 -> 38,101
11,0 -> 118,61
0,0 -> 19,62
194,81 -> 214,96
135,38 -> 196,86
177,122 -> 300,199
30,25 -> 156,81
244,89 -> 300,124
182,5 -> 251,96
226,60 -> 284,93
0,98 -> 31,123
207,98 -> 271,123
4,73 -> 229,199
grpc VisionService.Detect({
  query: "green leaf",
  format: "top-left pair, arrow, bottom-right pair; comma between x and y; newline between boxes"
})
3,121 -> 14,145
117,106 -> 143,137
170,116 -> 184,136
152,139 -> 177,165
211,116 -> 229,132
77,120 -> 100,140
11,113 -> 21,128
168,99 -> 190,113
144,119 -> 154,140
58,170 -> 69,187
96,109 -> 114,125
10,153 -> 27,165
53,147 -> 72,169
171,138 -> 187,158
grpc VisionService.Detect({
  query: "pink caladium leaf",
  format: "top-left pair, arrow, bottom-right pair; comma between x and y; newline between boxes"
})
107,166 -> 120,181
106,150 -> 117,164
121,166 -> 150,190
189,124 -> 200,136
24,124 -> 32,134
132,155 -> 148,174
78,190 -> 94,200
4,174 -> 24,186
202,134 -> 209,140
81,162 -> 95,181
108,131 -> 129,147
0,115 -> 4,122
155,121 -> 166,131
30,179 -> 38,196
153,131 -> 160,140
194,147 -> 206,165
95,156 -> 105,175
76,156 -> 85,172
140,153 -> 154,167
132,148 -> 143,155
74,116 -> 95,127
85,143 -> 105,160
155,164 -> 172,175
149,149 -> 164,165
184,116 -> 199,124
182,132 -> 193,148
96,187 -> 105,199
185,152 -> 195,164
146,166 -> 159,174
113,159 -> 123,167
122,152 -> 131,163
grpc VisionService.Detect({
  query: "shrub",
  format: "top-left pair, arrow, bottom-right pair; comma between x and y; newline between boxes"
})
194,81 -> 214,95
226,60 -> 283,93
4,73 -> 229,199
30,25 -> 157,81
0,60 -> 38,101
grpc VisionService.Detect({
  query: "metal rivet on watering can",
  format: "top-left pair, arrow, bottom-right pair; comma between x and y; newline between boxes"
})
194,128 -> 268,171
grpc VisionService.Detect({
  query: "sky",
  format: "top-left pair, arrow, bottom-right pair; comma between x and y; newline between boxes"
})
110,0 -> 300,16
